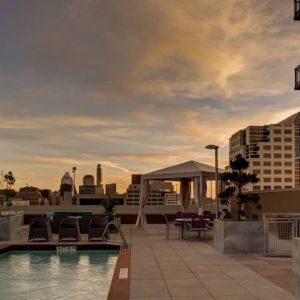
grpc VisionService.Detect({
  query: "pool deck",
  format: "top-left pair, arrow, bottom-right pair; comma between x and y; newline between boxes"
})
0,224 -> 297,300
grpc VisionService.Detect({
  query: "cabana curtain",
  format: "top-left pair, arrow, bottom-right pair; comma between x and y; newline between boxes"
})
135,179 -> 149,227
180,178 -> 190,211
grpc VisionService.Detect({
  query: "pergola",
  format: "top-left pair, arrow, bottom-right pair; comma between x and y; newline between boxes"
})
136,160 -> 224,227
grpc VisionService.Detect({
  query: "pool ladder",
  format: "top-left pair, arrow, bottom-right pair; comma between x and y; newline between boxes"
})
102,221 -> 128,249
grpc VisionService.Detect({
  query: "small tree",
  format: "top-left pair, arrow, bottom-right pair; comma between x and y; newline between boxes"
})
3,171 -> 16,207
218,155 -> 261,220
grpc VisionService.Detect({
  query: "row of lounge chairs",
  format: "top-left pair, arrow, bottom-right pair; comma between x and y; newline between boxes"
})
28,216 -> 110,242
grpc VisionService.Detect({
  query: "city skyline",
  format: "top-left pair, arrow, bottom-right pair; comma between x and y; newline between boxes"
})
1,1 -> 300,192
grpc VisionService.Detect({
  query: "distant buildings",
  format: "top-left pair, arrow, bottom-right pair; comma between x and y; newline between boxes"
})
18,186 -> 43,205
229,111 -> 300,191
79,175 -> 96,194
125,175 -> 180,206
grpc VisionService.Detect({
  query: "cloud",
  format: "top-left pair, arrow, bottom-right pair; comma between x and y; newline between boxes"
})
0,0 -> 299,191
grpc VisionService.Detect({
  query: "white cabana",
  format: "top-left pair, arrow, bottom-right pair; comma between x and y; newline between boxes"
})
136,160 -> 224,227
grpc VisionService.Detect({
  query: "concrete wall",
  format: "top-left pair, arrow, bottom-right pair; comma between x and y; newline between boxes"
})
246,188 -> 300,219
213,219 -> 264,253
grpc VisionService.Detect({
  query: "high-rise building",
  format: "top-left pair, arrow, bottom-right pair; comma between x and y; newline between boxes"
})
96,164 -> 102,187
79,175 -> 96,195
96,164 -> 104,194
125,180 -> 176,206
60,172 -> 73,205
105,183 -> 117,196
229,112 -> 300,191
131,174 -> 141,184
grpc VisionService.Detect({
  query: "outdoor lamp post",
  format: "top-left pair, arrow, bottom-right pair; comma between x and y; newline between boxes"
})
72,166 -> 77,205
205,144 -> 219,218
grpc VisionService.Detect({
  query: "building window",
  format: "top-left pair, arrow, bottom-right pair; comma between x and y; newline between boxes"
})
274,145 -> 282,150
284,178 -> 293,182
274,178 -> 282,182
274,138 -> 282,142
253,186 -> 261,191
263,178 -> 271,182
284,129 -> 292,134
253,169 -> 261,174
274,186 -> 282,190
263,161 -> 272,166
263,153 -> 271,158
263,170 -> 271,174
274,153 -> 282,158
274,129 -> 281,134
274,169 -> 282,174
284,137 -> 292,142
285,186 -> 292,189
264,186 -> 272,190
284,153 -> 292,158
284,145 -> 292,150
274,162 -> 282,166
263,145 -> 271,150
253,161 -> 261,166
285,161 -> 293,166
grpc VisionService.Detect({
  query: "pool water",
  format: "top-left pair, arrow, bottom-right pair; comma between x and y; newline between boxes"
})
0,250 -> 118,300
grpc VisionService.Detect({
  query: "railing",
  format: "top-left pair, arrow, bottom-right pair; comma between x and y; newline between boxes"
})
264,214 -> 300,256
102,221 -> 128,249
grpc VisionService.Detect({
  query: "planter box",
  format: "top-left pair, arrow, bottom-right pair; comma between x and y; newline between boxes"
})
213,219 -> 264,253
0,215 -> 22,241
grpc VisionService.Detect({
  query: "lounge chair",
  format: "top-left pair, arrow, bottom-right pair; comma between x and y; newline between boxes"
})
58,217 -> 81,242
52,214 -> 68,234
28,217 -> 53,242
79,215 -> 93,234
88,216 -> 109,241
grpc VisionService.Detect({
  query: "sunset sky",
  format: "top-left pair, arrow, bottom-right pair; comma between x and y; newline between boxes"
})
1,0 -> 300,192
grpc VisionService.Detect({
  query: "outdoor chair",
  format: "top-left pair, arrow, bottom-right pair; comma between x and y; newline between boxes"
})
58,217 -> 81,242
79,215 -> 93,234
161,214 -> 179,240
28,216 -> 53,242
186,216 -> 208,240
88,216 -> 109,241
52,214 -> 68,234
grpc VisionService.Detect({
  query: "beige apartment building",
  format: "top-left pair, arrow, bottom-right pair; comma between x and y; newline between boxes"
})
229,112 -> 300,191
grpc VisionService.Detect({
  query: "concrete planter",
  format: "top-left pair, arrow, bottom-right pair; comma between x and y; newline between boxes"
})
213,219 -> 264,253
0,214 -> 22,241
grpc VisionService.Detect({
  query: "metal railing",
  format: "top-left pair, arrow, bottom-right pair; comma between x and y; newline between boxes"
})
264,214 -> 300,256
102,221 -> 128,249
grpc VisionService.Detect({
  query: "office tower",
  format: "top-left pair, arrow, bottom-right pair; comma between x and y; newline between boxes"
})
229,112 -> 300,191
105,183 -> 117,196
131,174 -> 141,184
96,164 -> 102,187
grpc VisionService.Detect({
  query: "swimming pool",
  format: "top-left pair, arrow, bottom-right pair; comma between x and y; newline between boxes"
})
0,250 -> 118,300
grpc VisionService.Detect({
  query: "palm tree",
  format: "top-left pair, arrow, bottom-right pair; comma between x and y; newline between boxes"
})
218,155 -> 261,220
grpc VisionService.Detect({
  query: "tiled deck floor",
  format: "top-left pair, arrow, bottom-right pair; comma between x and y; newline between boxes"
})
130,224 -> 297,300
0,224 -> 297,300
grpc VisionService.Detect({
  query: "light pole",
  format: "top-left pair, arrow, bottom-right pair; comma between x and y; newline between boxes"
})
72,166 -> 77,205
205,144 -> 219,218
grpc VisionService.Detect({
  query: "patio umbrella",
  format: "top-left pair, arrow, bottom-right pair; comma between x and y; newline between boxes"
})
194,176 -> 206,214
135,179 -> 149,227
180,178 -> 190,211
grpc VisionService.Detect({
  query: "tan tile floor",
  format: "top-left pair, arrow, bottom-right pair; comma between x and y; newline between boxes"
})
129,224 -> 297,300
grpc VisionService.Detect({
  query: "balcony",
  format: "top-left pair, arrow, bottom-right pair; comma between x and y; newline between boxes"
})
295,65 -> 300,90
295,0 -> 300,20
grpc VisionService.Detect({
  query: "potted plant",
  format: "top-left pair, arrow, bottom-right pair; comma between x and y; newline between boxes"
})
213,155 -> 264,253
